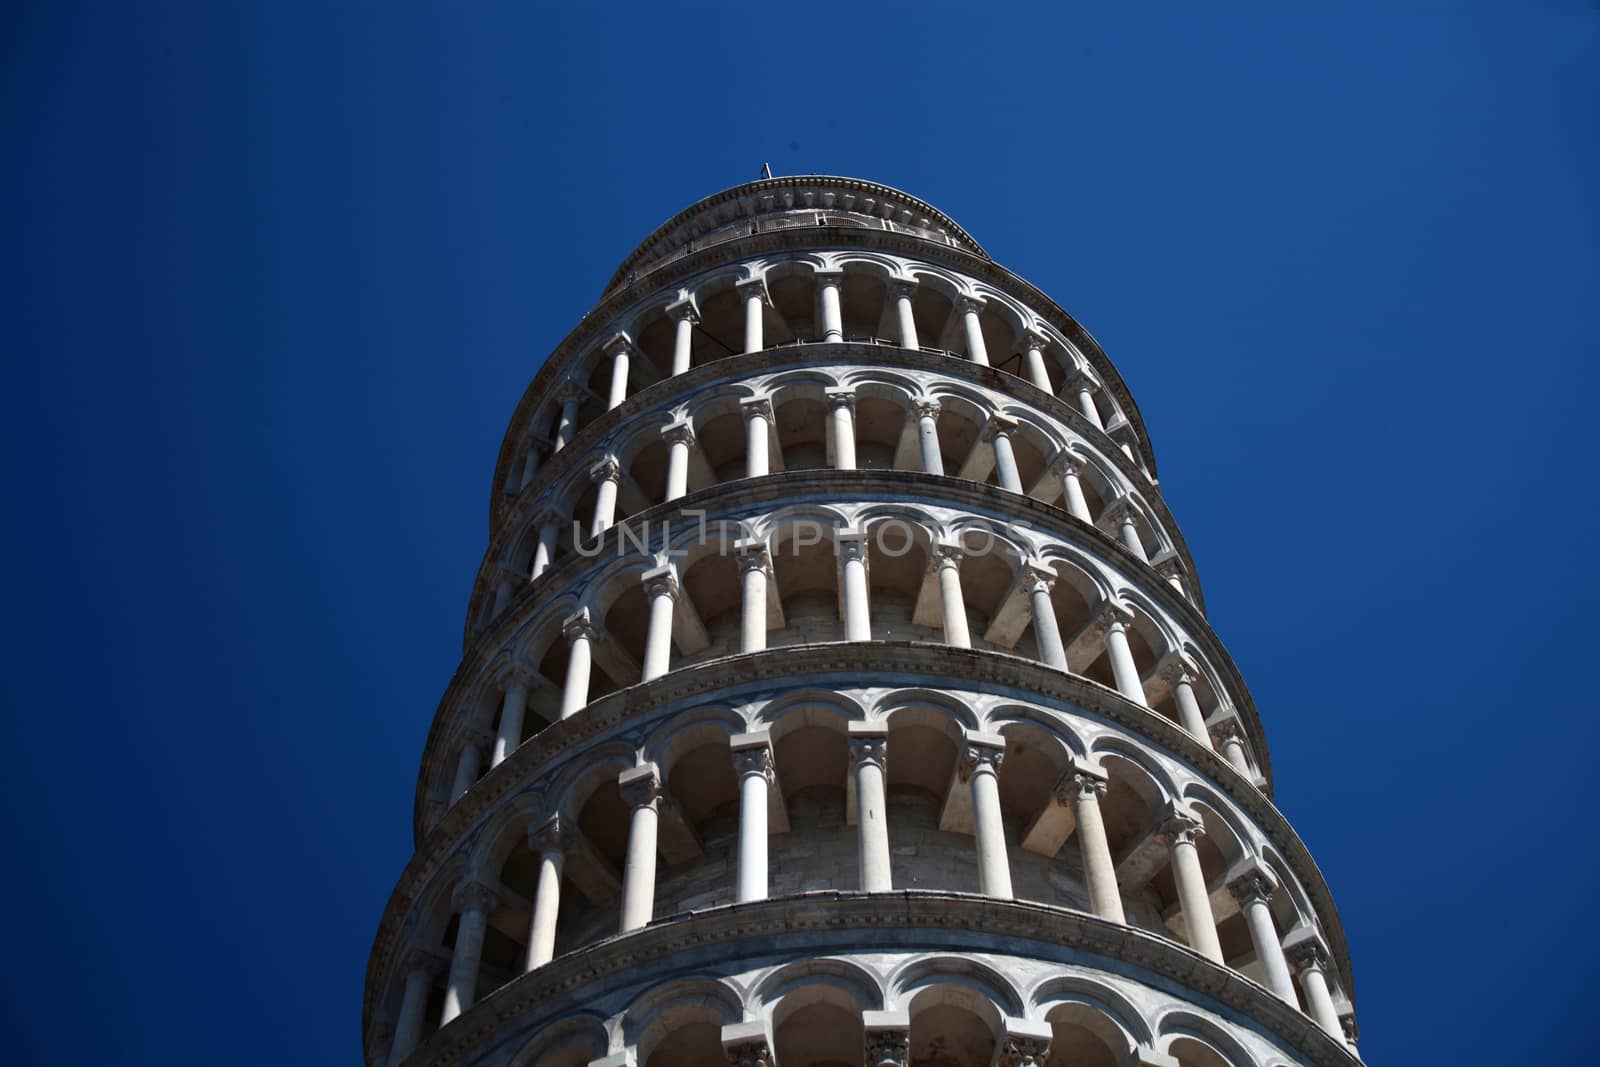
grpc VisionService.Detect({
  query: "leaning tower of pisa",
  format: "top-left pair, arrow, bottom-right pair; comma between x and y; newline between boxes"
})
364,177 -> 1362,1067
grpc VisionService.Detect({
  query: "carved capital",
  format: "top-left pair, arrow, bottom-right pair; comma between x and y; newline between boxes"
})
660,419 -> 695,447
588,455 -> 622,484
528,813 -> 566,855
602,331 -> 634,358
740,395 -> 775,422
724,1041 -> 770,1067
813,268 -> 845,288
1021,562 -> 1056,594
848,723 -> 888,771
1158,655 -> 1198,688
1053,761 -> 1108,806
1227,869 -> 1278,907
451,879 -> 499,915
1049,450 -> 1085,478
981,412 -> 1019,442
642,564 -> 680,602
955,293 -> 987,315
617,764 -> 663,811
401,947 -> 446,980
931,541 -> 963,570
731,744 -> 775,783
999,1036 -> 1051,1067
1287,940 -> 1330,975
1019,327 -> 1049,354
889,276 -> 918,300
1090,601 -> 1136,635
561,607 -> 598,643
913,398 -> 942,420
666,295 -> 699,323
959,733 -> 1006,780
864,1028 -> 909,1067
1208,718 -> 1246,749
836,528 -> 869,564
825,386 -> 856,412
735,276 -> 768,301
1158,806 -> 1206,848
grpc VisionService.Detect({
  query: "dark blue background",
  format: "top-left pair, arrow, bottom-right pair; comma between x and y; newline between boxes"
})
5,4 -> 1594,1064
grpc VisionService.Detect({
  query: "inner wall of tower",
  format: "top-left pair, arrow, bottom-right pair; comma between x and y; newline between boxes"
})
365,179 -> 1359,1067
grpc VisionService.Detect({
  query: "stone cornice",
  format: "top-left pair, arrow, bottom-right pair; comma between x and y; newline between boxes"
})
604,176 -> 988,294
487,229 -> 1158,529
382,647 -> 1353,1026
484,344 -> 1182,598
365,892 -> 1359,1067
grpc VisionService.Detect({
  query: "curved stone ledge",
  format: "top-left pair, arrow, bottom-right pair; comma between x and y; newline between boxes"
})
377,644 -> 1351,1023
373,892 -> 1359,1067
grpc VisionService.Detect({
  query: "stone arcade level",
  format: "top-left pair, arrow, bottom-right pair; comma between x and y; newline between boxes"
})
364,176 -> 1361,1067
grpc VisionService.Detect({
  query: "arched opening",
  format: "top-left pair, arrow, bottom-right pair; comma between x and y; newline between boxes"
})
907,983 -> 1001,1067
885,709 -> 967,892
770,703 -> 854,892
864,516 -> 931,642
770,520 -> 844,646
1168,1036 -> 1234,1067
771,381 -> 830,470
1044,1002 -> 1132,1067
772,984 -> 866,1067
839,269 -> 888,342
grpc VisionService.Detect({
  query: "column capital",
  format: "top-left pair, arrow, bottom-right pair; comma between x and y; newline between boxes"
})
1019,327 -> 1050,353
959,730 -> 1007,780
555,379 -> 586,403
617,763 -> 663,810
602,331 -> 635,358
863,1009 -> 911,1067
955,293 -> 987,314
931,540 -> 964,570
735,538 -> 773,575
813,267 -> 845,287
740,395 -> 775,421
561,607 -> 598,643
730,731 -> 777,782
1158,804 -> 1206,847
665,294 -> 700,322
1158,654 -> 1200,687
825,386 -> 857,411
735,276 -> 769,301
836,527 -> 870,563
913,397 -> 942,420
847,722 -> 889,770
1021,561 -> 1056,594
1208,717 -> 1246,749
1049,450 -> 1086,478
588,455 -> 622,484
401,946 -> 448,979
451,878 -> 499,915
533,506 -> 565,529
641,563 -> 680,602
1225,860 -> 1280,907
660,419 -> 695,447
889,276 -> 918,299
1283,927 -> 1332,974
1338,1008 -> 1360,1046
998,1020 -> 1053,1067
981,412 -> 1020,441
1053,758 -> 1108,804
528,813 -> 567,855
1090,600 -> 1136,635
455,726 -> 492,754
1068,366 -> 1101,393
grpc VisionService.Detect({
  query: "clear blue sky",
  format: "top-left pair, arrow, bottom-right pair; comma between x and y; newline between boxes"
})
4,4 -> 1594,1064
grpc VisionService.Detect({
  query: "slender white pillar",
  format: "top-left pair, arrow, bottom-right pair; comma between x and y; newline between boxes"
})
490,678 -> 528,767
891,279 -> 919,350
849,725 -> 892,891
986,415 -> 1024,493
730,735 -> 774,903
524,817 -> 565,971
558,609 -> 596,720
1117,510 -> 1149,562
826,388 -> 857,469
640,566 -> 678,682
1161,808 -> 1223,963
517,444 -> 541,493
588,457 -> 621,538
933,543 -> 970,648
1212,720 -> 1253,776
449,736 -> 484,803
387,952 -> 442,1067
1098,606 -> 1145,703
1160,658 -> 1214,749
838,529 -> 871,641
1228,867 -> 1296,1005
603,333 -> 632,411
963,736 -> 1012,898
440,881 -> 498,1023
914,399 -> 944,475
957,295 -> 989,365
1021,329 -> 1052,391
617,765 -> 662,932
1057,766 -> 1124,923
667,299 -> 697,375
661,420 -> 694,502
736,540 -> 771,653
738,279 -> 765,353
1288,940 -> 1345,1038
1156,558 -> 1188,598
1054,454 -> 1093,522
553,387 -> 580,451
1072,375 -> 1104,430
530,512 -> 560,578
742,397 -> 773,479
1024,565 -> 1067,670
816,270 -> 844,342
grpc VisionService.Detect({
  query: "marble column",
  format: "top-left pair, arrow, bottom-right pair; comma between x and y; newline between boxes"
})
1053,453 -> 1093,522
1021,329 -> 1053,391
449,733 -> 486,803
588,456 -> 621,538
440,880 -> 498,1023
957,295 -> 989,366
816,269 -> 844,342
1160,657 -> 1213,749
933,542 -> 970,648
1288,939 -> 1345,1038
838,529 -> 871,641
736,540 -> 771,653
826,387 -> 857,469
963,734 -> 1012,898
863,1011 -> 910,1067
1071,374 -> 1104,430
1025,565 -> 1068,670
603,332 -> 632,411
490,677 -> 528,767
914,399 -> 944,475
517,442 -> 542,494
530,511 -> 561,579
730,734 -> 775,903
738,279 -> 765,353
387,951 -> 443,1067
617,765 -> 662,932
661,421 -> 694,502
1097,604 -> 1145,703
640,565 -> 678,682
553,385 -> 580,451
523,816 -> 565,971
667,298 -> 697,375
891,278 -> 919,350
849,725 -> 892,891
1160,807 -> 1223,963
558,608 -> 596,720
741,397 -> 773,479
985,414 -> 1024,493
1116,509 -> 1149,562
1057,764 -> 1124,923
1210,720 -> 1253,776
1227,865 -> 1296,1005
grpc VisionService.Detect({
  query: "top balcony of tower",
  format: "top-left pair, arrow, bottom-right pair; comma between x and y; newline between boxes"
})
602,175 -> 988,297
